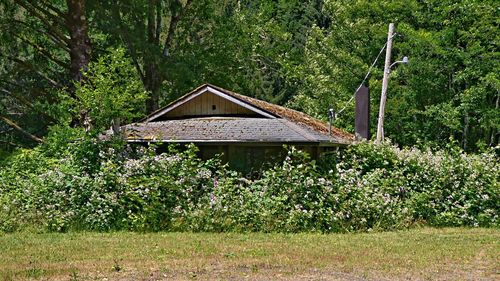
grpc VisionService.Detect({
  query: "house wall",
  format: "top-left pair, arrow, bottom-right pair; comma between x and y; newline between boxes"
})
164,92 -> 257,118
153,142 -> 338,176
196,144 -> 328,176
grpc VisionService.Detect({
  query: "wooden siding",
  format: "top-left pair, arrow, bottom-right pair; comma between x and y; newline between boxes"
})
165,92 -> 256,118
196,144 -> 327,174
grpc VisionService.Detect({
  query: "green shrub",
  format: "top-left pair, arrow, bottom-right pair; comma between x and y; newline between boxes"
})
336,141 -> 499,228
0,138 -> 498,233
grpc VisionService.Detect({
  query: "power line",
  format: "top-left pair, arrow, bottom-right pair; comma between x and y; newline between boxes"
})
335,41 -> 388,118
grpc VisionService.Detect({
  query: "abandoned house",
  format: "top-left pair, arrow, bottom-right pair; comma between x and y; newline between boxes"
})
107,84 -> 357,172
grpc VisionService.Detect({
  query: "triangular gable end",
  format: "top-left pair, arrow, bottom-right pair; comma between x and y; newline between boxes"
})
145,85 -> 277,122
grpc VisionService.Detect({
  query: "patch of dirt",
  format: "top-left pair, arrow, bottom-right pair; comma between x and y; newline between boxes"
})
58,260 -> 500,281
63,267 -> 391,281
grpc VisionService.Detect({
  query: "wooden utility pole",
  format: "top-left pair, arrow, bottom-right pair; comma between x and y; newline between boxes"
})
376,23 -> 394,143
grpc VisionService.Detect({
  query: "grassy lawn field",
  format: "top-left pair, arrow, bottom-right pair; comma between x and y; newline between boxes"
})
0,228 -> 498,281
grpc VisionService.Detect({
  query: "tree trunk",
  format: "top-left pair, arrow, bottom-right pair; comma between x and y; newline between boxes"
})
490,91 -> 499,147
109,0 -> 193,114
144,0 -> 161,113
462,112 -> 469,151
66,0 -> 91,82
0,115 -> 42,143
145,62 -> 162,113
111,117 -> 122,137
67,0 -> 91,128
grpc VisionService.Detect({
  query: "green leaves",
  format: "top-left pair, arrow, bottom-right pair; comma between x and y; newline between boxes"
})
0,140 -> 498,233
287,0 -> 500,150
74,48 -> 147,133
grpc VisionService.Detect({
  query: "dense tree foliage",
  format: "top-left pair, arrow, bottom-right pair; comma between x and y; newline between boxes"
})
287,0 -> 499,150
0,0 -> 498,152
0,0 -> 498,234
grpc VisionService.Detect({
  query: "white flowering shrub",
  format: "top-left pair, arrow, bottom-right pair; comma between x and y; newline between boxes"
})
0,137 -> 498,233
0,148 -> 58,231
249,148 -> 340,232
117,145 -> 219,231
335,141 -> 499,228
183,142 -> 498,232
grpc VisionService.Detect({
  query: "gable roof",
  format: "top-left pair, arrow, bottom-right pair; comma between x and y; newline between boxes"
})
144,84 -> 277,121
103,84 -> 354,145
123,118 -> 341,143
206,84 -> 354,142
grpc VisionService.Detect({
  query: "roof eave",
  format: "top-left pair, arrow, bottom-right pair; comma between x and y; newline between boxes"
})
124,138 -> 347,145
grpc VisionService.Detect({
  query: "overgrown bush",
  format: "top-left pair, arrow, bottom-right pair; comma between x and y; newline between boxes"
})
185,148 -> 340,232
0,137 -> 498,233
336,141 -> 499,228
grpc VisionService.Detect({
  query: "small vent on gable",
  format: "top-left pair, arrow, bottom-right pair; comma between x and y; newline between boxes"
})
212,105 -> 216,110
